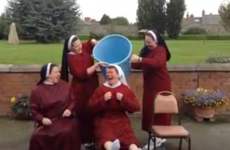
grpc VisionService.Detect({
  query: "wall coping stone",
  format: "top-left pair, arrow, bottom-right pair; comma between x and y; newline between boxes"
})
0,64 -> 230,73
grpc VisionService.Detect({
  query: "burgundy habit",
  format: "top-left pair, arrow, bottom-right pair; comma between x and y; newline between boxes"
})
67,40 -> 99,144
88,83 -> 140,150
132,45 -> 172,132
29,80 -> 80,150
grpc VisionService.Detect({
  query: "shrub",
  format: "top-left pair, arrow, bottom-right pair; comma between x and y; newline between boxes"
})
206,54 -> 230,63
182,27 -> 207,35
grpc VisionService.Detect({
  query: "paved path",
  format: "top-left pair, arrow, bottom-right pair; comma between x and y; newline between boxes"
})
0,115 -> 229,150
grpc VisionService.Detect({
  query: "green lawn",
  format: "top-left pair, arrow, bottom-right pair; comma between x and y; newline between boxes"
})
0,40 -> 230,64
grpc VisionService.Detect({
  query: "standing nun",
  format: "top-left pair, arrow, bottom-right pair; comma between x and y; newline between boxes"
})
60,35 -> 105,148
131,30 -> 172,149
29,63 -> 80,150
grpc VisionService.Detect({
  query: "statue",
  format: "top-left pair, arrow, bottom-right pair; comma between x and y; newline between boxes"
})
8,22 -> 19,45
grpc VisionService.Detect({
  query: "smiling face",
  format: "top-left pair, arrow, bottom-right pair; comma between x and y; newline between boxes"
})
145,33 -> 157,49
71,39 -> 82,53
47,66 -> 60,84
106,66 -> 119,84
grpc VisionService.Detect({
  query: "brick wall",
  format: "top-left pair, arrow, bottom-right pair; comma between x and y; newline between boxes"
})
0,64 -> 230,115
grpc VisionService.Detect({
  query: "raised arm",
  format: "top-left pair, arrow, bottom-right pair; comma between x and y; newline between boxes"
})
30,90 -> 44,123
120,87 -> 141,113
88,87 -> 107,113
82,39 -> 95,55
67,54 -> 98,80
140,46 -> 166,69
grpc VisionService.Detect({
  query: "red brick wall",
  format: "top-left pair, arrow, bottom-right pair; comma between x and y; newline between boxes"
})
0,64 -> 230,115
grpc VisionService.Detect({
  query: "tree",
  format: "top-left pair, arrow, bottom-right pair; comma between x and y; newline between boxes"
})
113,16 -> 129,26
100,14 -> 111,25
0,13 -> 7,39
219,1 -> 230,31
137,0 -> 167,35
5,0 -> 81,43
166,0 -> 186,39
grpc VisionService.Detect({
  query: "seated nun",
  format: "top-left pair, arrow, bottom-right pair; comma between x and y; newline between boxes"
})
88,64 -> 141,150
29,63 -> 80,150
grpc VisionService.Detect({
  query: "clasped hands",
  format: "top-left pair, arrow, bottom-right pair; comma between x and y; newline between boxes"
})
41,109 -> 71,126
104,92 -> 123,101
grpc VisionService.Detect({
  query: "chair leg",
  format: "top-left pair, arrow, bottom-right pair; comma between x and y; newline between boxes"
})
179,138 -> 183,150
93,138 -> 97,150
188,137 -> 191,150
153,136 -> 156,150
147,133 -> 151,150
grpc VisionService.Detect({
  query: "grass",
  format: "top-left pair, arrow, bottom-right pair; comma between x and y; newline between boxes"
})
0,40 -> 230,64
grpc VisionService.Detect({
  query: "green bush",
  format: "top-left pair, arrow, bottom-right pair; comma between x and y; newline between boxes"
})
182,27 -> 207,35
206,54 -> 230,63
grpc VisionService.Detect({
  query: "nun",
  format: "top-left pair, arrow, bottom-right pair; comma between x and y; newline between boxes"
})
60,35 -> 105,147
88,64 -> 141,150
29,63 -> 80,150
131,30 -> 172,148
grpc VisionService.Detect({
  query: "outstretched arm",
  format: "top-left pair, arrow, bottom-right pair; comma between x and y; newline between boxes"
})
82,39 -> 95,55
140,47 -> 166,69
67,54 -> 99,80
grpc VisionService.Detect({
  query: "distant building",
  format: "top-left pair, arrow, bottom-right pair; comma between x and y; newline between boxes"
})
77,10 -> 229,36
181,9 -> 228,34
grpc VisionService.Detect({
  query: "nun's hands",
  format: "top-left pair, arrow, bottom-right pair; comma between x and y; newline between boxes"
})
42,118 -> 52,126
104,92 -> 112,101
91,39 -> 98,45
116,93 -> 123,101
62,109 -> 71,117
97,62 -> 107,67
131,54 -> 140,63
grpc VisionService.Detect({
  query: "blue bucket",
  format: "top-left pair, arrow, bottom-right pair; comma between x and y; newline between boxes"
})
93,34 -> 132,78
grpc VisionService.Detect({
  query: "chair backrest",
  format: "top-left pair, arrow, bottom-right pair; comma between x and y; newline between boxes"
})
154,91 -> 179,114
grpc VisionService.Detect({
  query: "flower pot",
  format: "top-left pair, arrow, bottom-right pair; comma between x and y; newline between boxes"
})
194,107 -> 215,118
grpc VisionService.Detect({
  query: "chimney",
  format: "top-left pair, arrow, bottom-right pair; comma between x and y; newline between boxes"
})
202,9 -> 205,16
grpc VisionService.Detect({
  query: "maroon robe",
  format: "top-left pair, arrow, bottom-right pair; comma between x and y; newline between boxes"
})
67,40 -> 99,144
88,83 -> 140,150
29,80 -> 80,150
132,45 -> 172,132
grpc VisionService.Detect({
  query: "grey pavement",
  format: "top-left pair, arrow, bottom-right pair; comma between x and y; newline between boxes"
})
0,115 -> 229,150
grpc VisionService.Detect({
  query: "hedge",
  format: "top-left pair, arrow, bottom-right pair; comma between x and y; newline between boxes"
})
79,35 -> 230,41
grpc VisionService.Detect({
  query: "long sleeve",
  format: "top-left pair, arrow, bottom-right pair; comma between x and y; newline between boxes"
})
120,88 -> 141,113
141,46 -> 166,69
67,54 -> 91,79
88,87 -> 107,113
67,87 -> 76,114
30,90 -> 44,123
82,39 -> 94,55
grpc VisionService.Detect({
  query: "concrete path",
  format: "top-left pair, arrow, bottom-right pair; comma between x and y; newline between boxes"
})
0,115 -> 229,150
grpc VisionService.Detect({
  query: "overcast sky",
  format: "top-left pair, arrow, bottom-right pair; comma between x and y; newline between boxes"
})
0,0 -> 224,23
